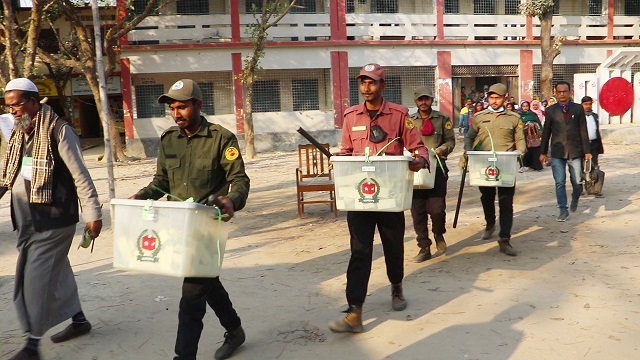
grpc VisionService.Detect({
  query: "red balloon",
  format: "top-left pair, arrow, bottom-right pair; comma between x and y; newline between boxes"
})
599,77 -> 634,116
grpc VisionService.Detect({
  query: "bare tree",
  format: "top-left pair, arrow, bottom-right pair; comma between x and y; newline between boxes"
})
241,0 -> 298,159
520,0 -> 564,99
34,0 -> 176,161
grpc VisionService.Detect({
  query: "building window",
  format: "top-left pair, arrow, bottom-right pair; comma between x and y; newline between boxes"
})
135,84 -> 165,118
474,0 -> 496,14
625,0 -> 640,15
245,0 -> 261,13
38,28 -> 60,54
349,77 -> 360,108
252,80 -> 281,112
132,0 -> 159,15
372,0 -> 398,13
444,0 -> 459,14
177,0 -> 209,14
292,79 -> 320,111
553,0 -> 559,15
382,76 -> 402,105
588,0 -> 602,15
291,0 -> 316,13
505,0 -> 520,14
198,82 -> 215,115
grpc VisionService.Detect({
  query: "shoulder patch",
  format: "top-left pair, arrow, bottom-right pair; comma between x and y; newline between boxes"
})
444,120 -> 453,130
225,146 -> 240,161
405,118 -> 415,129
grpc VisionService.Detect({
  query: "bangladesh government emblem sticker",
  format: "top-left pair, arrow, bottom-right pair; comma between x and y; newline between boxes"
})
357,178 -> 381,204
484,165 -> 500,181
137,229 -> 161,263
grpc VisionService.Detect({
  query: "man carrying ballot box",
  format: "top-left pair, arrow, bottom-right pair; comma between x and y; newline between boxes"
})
329,64 -> 429,333
130,79 -> 250,360
465,83 -> 525,257
408,87 -> 456,262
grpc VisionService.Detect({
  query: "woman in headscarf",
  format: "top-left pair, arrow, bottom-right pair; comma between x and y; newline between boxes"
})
519,100 -> 543,172
530,99 -> 545,124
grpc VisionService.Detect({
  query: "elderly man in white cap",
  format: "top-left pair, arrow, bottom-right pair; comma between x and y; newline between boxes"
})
1,78 -> 103,360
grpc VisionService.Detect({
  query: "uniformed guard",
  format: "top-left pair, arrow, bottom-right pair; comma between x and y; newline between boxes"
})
130,79 -> 250,360
408,87 -> 455,262
464,83 -> 525,256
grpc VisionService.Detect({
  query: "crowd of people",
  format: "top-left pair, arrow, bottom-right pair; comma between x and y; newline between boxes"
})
2,71 -> 605,359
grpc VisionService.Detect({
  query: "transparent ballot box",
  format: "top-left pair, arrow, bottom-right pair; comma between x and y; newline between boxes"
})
413,150 -> 438,189
331,156 -> 414,212
467,151 -> 519,187
111,199 -> 228,277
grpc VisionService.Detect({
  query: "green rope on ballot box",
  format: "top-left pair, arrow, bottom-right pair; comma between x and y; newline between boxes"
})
430,148 -> 446,175
150,185 -> 227,270
374,137 -> 401,156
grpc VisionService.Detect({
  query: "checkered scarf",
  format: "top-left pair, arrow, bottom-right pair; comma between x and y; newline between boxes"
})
1,104 -> 57,204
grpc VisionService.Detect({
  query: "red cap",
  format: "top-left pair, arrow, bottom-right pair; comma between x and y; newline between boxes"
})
356,63 -> 385,81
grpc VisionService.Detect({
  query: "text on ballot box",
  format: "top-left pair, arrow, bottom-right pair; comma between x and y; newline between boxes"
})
467,151 -> 520,187
111,199 -> 228,277
331,155 -> 414,212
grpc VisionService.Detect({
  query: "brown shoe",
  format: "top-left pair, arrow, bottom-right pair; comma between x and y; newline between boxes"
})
435,234 -> 447,253
9,349 -> 40,360
412,247 -> 431,263
391,283 -> 407,311
50,321 -> 92,343
498,239 -> 517,256
328,306 -> 363,333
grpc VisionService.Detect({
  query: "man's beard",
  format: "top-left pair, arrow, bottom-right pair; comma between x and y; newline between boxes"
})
14,113 -> 33,132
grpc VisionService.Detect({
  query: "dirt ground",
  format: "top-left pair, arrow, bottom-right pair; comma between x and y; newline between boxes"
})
1,130 -> 640,360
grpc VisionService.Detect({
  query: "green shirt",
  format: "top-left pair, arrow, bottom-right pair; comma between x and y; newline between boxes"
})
465,108 -> 526,153
136,117 -> 250,210
408,109 -> 456,159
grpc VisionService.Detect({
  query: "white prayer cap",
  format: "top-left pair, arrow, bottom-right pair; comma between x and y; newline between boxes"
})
5,78 -> 39,93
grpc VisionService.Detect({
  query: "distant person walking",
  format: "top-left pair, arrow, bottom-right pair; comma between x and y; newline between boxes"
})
581,96 -> 604,197
540,81 -> 591,221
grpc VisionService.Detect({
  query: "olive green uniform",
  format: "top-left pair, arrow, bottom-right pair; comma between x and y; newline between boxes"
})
135,117 -> 250,360
464,108 -> 525,241
135,117 -> 250,209
407,110 -> 456,249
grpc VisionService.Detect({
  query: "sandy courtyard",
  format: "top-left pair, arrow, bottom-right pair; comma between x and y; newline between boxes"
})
1,130 -> 639,360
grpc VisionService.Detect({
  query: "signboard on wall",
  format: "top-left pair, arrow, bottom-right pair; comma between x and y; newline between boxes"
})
33,79 -> 58,97
72,76 -> 121,95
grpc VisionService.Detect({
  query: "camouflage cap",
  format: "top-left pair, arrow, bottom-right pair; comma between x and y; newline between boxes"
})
487,83 -> 507,96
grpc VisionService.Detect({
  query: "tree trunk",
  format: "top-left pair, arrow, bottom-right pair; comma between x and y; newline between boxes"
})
86,73 -> 130,162
539,10 -> 560,100
243,78 -> 256,159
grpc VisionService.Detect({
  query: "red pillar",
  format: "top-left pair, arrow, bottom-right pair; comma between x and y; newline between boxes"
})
232,53 -> 244,134
230,0 -> 240,42
330,0 -> 347,40
607,0 -> 614,40
117,0 -> 128,46
436,0 -> 444,40
331,51 -> 349,129
120,58 -> 134,140
526,16 -> 533,40
520,50 -> 534,102
437,51 -> 452,118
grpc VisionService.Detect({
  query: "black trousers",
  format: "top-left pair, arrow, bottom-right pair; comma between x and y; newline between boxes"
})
346,211 -> 405,306
589,140 -> 600,168
174,277 -> 241,360
479,185 -> 516,239
523,146 -> 543,170
410,163 -> 448,248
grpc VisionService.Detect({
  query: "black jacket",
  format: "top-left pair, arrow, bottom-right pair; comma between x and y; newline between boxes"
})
541,102 -> 591,159
587,112 -> 604,155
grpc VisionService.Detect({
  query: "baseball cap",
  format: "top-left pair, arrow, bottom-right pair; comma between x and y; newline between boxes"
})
5,78 -> 39,93
413,86 -> 433,99
158,79 -> 202,104
356,63 -> 385,81
487,83 -> 507,96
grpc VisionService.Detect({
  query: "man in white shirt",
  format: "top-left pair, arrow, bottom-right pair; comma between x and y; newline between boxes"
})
581,96 -> 604,198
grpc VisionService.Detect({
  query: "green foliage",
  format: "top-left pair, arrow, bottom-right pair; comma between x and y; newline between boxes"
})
519,0 -> 554,18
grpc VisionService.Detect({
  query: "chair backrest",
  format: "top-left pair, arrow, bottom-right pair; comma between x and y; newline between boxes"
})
298,143 -> 331,180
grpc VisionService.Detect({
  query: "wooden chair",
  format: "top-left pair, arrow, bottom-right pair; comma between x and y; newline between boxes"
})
296,143 -> 337,218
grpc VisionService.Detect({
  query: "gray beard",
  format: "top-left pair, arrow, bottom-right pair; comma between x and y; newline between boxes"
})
14,113 -> 33,132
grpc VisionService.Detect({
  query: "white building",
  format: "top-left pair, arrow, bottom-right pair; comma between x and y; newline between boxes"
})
119,0 -> 640,157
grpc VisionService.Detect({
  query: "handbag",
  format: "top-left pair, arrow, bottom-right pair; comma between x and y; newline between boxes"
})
583,159 -> 604,195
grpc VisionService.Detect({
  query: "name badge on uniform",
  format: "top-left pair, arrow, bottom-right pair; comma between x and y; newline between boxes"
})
20,156 -> 33,181
352,126 -> 366,131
